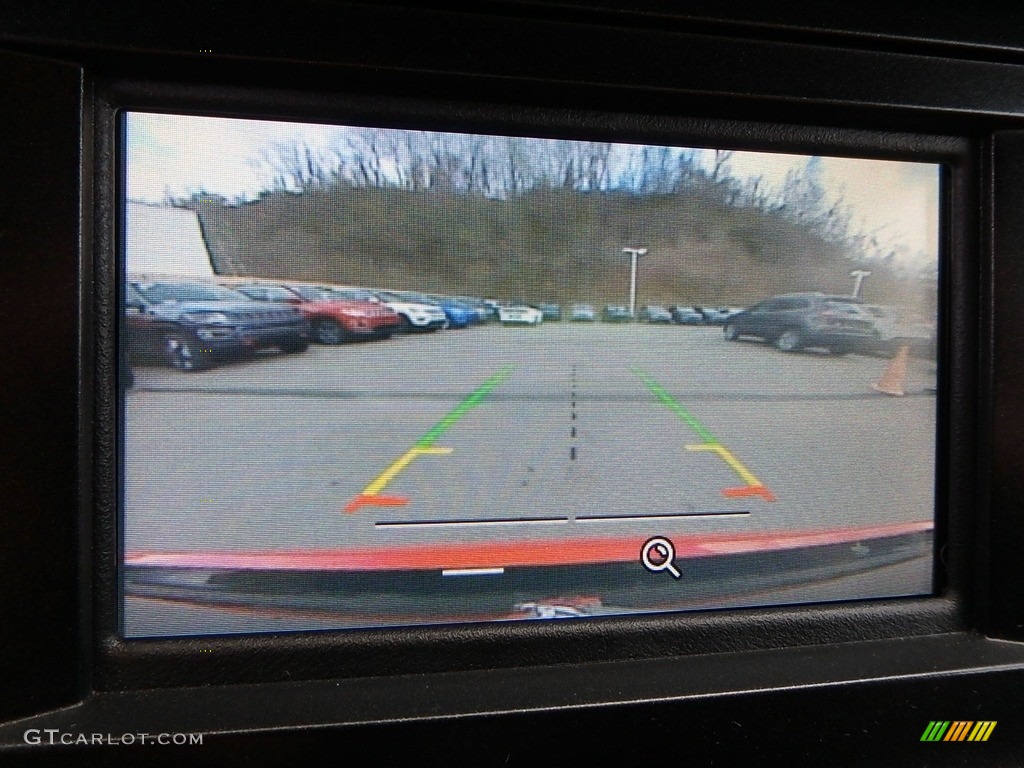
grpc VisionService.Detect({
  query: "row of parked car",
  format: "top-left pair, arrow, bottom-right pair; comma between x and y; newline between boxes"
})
124,277 -> 503,372
123,277 -> 935,374
507,293 -> 935,359
519,303 -> 743,324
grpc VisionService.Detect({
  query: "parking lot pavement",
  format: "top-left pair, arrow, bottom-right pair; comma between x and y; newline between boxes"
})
124,325 -> 937,554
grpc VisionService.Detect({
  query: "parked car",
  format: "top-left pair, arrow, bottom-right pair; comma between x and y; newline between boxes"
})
670,305 -> 706,325
696,306 -> 736,325
119,354 -> 135,389
498,304 -> 544,325
723,292 -> 878,354
419,294 -> 479,328
858,304 -> 896,339
858,305 -> 936,356
125,281 -> 310,371
535,303 -> 562,321
640,305 -> 674,323
373,291 -> 450,332
570,303 -> 596,322
233,283 -> 401,344
602,305 -> 634,322
455,296 -> 495,323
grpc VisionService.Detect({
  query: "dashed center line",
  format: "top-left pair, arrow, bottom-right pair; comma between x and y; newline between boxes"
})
570,364 -> 578,461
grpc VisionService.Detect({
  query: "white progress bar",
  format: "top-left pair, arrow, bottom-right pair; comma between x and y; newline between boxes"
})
441,567 -> 506,577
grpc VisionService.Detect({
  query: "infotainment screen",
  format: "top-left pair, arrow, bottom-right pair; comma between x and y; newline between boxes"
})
120,112 -> 939,636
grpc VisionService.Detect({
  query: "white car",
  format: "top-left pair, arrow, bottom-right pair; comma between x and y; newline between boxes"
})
498,305 -> 543,325
860,304 -> 898,341
374,291 -> 449,332
570,303 -> 596,322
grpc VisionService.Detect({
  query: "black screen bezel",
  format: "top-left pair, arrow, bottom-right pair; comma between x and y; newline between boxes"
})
91,77 -> 971,693
12,5 -> 1024,760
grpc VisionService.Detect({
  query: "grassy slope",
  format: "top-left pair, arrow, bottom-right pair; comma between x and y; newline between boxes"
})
194,186 -> 927,310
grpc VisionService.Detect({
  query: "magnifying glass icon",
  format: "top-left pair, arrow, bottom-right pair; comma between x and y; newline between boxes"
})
641,537 -> 681,579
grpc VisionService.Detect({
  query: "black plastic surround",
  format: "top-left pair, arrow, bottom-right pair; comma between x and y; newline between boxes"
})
0,3 -> 1021,764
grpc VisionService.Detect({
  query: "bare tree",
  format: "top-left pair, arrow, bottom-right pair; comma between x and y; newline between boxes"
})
709,149 -> 734,182
253,139 -> 336,192
738,174 -> 767,208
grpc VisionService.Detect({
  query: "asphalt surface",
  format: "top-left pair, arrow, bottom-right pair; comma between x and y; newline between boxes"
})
122,323 -> 937,634
124,324 -> 936,549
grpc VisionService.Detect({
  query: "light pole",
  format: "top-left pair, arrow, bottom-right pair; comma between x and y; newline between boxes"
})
850,269 -> 871,299
622,247 -> 647,316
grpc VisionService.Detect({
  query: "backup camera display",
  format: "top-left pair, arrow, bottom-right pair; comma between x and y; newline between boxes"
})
120,112 -> 938,637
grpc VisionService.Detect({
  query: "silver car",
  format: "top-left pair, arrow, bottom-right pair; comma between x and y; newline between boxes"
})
570,303 -> 596,321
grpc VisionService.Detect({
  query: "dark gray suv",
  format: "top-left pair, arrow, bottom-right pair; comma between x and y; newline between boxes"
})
125,281 -> 310,371
723,292 -> 878,354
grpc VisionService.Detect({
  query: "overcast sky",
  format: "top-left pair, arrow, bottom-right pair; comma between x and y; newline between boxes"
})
126,112 -> 940,265
719,150 -> 939,265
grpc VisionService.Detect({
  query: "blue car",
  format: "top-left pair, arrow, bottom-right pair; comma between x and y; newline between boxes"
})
413,294 -> 477,329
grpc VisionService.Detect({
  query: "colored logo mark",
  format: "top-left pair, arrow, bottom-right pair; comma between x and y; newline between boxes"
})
920,721 -> 996,742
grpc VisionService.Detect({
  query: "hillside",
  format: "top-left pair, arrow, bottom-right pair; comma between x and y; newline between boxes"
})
192,186 -> 930,311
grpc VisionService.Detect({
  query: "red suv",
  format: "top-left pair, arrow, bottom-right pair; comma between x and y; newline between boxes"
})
233,283 -> 402,344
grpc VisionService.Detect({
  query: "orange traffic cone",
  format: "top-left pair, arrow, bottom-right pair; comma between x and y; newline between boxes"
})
872,344 -> 910,396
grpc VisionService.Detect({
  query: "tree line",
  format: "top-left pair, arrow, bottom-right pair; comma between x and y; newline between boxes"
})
170,128 -> 913,265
